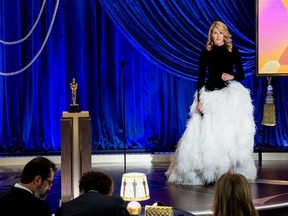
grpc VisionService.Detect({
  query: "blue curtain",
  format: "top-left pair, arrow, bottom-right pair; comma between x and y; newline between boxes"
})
0,0 -> 287,155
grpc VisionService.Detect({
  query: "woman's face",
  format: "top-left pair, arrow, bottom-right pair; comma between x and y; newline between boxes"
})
211,28 -> 224,46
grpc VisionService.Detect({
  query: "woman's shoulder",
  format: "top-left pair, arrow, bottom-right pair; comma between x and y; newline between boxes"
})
198,49 -> 209,61
231,46 -> 242,57
231,46 -> 240,52
200,48 -> 209,56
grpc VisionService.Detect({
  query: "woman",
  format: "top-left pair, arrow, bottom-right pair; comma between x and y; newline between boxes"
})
165,21 -> 257,185
212,173 -> 258,216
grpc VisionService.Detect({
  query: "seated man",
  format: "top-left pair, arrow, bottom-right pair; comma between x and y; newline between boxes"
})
55,170 -> 130,216
0,156 -> 57,216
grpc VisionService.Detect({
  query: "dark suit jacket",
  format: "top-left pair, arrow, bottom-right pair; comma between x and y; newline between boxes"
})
0,187 -> 52,216
55,191 -> 130,216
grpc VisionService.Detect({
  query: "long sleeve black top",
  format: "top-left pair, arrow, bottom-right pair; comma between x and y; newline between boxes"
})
197,44 -> 244,96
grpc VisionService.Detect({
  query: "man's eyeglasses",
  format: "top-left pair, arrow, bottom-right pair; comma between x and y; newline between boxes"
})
45,179 -> 53,187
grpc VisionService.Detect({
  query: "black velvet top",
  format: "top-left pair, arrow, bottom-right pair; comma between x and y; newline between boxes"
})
197,44 -> 244,94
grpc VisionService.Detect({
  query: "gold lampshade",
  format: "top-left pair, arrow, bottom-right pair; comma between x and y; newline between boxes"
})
120,172 -> 150,215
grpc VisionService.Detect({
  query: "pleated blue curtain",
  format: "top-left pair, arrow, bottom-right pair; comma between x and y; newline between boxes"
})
0,0 -> 287,155
0,0 -> 66,152
254,76 -> 288,146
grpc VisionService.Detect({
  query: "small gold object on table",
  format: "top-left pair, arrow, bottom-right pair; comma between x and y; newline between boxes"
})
69,78 -> 80,113
144,205 -> 173,216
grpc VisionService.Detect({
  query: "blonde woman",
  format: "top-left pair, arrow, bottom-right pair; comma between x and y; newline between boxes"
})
166,21 -> 257,185
212,173 -> 258,216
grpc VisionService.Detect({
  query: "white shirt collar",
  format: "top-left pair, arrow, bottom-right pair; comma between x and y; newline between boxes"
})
14,183 -> 33,194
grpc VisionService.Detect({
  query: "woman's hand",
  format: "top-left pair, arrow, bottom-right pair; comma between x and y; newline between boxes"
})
196,102 -> 203,113
221,73 -> 234,81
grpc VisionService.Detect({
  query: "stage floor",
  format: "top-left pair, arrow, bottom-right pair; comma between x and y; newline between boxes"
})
1,158 -> 288,216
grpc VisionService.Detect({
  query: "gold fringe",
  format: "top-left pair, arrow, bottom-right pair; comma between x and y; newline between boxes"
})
261,103 -> 276,126
261,77 -> 276,126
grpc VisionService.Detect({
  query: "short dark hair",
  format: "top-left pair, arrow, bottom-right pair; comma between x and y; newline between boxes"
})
20,156 -> 56,183
79,171 -> 113,195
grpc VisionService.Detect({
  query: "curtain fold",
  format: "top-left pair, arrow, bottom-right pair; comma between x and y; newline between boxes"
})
0,0 -> 287,155
99,0 -> 256,79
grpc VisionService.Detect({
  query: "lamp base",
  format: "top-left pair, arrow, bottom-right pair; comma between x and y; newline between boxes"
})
127,201 -> 141,215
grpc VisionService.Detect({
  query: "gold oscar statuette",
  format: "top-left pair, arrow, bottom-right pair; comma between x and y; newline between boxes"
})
69,78 -> 80,112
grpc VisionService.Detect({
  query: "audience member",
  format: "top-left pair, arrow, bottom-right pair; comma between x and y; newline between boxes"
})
55,170 -> 130,216
0,156 -> 56,216
212,172 -> 258,216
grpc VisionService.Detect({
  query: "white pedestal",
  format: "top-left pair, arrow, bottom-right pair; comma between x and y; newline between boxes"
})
60,111 -> 91,203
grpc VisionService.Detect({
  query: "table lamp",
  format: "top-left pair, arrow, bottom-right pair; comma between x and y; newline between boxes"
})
120,172 -> 150,215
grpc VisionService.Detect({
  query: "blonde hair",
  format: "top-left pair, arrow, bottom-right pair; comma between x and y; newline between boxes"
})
212,173 -> 258,216
206,21 -> 232,52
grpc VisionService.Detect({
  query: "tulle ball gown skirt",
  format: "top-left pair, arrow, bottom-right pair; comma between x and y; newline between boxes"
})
166,81 -> 257,185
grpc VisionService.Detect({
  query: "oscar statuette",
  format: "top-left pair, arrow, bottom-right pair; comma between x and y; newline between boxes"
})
69,78 -> 80,112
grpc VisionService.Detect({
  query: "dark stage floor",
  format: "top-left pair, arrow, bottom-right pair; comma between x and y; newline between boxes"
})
1,158 -> 288,216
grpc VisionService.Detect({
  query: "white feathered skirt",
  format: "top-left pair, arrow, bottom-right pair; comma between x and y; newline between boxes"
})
166,81 -> 257,185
